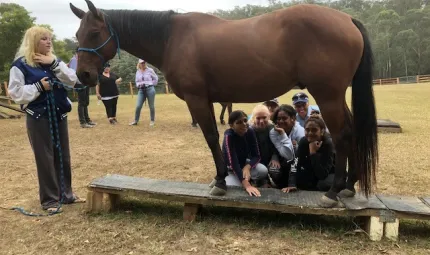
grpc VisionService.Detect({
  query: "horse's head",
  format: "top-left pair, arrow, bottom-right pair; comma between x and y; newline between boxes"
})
70,0 -> 118,86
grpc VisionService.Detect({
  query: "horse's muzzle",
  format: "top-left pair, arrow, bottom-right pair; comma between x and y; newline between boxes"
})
77,70 -> 98,87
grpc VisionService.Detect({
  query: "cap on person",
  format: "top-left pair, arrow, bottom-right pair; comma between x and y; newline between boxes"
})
264,98 -> 279,106
292,92 -> 309,105
138,59 -> 145,64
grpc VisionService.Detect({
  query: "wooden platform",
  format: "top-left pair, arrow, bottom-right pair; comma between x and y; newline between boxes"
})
377,119 -> 402,133
87,174 -> 430,242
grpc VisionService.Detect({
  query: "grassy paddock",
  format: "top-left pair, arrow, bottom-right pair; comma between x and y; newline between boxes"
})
0,84 -> 430,254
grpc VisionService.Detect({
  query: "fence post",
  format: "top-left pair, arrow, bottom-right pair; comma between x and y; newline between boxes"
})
129,82 -> 134,98
165,82 -> 169,94
396,78 -> 400,84
4,81 -> 11,105
379,79 -> 382,85
416,75 -> 420,83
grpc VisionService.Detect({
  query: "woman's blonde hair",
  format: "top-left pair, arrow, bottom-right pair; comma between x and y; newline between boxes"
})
136,62 -> 147,70
249,104 -> 271,126
14,26 -> 56,67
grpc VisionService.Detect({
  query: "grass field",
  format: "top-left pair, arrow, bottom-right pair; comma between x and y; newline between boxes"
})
1,84 -> 430,255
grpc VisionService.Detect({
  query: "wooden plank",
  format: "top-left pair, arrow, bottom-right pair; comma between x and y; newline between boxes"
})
340,193 -> 386,210
421,197 -> 430,207
376,194 -> 430,217
378,127 -> 402,133
87,174 -> 390,218
0,101 -> 24,113
377,119 -> 401,128
377,119 -> 402,133
89,174 -> 345,208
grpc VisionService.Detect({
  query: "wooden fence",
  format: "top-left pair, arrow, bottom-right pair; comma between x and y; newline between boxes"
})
372,78 -> 400,85
417,75 -> 430,83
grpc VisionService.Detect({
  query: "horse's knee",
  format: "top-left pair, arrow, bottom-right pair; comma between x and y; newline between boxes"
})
205,134 -> 220,147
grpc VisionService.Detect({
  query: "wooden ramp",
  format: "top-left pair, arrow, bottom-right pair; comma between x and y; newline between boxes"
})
377,119 -> 402,133
87,174 -> 430,242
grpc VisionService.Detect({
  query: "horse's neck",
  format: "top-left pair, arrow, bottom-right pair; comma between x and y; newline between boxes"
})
105,9 -> 175,68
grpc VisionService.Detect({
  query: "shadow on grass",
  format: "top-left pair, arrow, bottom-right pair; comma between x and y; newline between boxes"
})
83,196 -> 430,247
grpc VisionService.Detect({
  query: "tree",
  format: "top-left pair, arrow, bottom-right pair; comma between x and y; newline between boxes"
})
0,3 -> 35,82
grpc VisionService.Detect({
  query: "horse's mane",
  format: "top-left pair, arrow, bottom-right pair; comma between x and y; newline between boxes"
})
101,9 -> 177,46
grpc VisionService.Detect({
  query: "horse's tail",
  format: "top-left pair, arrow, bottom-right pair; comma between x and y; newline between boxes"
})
351,18 -> 378,197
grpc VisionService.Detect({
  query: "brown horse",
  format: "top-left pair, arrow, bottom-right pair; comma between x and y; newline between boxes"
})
191,102 -> 232,126
70,0 -> 378,207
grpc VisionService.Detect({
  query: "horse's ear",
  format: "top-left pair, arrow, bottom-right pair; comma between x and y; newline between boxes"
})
85,0 -> 102,21
69,3 -> 85,19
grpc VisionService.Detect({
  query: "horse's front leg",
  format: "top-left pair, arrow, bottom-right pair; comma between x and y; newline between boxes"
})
185,95 -> 227,196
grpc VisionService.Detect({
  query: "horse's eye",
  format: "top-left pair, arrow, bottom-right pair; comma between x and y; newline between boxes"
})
90,31 -> 100,38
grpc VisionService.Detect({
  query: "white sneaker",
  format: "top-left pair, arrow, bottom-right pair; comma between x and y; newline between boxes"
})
149,121 -> 155,127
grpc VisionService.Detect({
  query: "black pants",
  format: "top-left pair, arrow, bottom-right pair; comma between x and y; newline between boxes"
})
77,86 -> 91,124
296,169 -> 334,191
26,115 -> 74,210
102,97 -> 118,118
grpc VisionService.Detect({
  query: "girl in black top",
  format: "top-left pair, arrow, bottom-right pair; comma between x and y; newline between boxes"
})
96,63 -> 122,124
282,115 -> 335,193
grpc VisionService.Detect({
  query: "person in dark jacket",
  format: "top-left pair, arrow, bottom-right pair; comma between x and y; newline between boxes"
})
282,115 -> 335,193
221,110 -> 268,197
249,104 -> 280,186
8,26 -> 85,212
96,63 -> 122,124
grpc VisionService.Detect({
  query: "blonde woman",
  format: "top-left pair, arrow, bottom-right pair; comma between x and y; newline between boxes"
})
129,59 -> 158,126
8,26 -> 84,212
249,104 -> 280,187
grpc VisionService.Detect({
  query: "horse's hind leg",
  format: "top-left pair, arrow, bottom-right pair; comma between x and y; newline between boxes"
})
185,94 -> 227,196
219,104 -> 226,125
227,103 -> 233,117
313,98 -> 351,207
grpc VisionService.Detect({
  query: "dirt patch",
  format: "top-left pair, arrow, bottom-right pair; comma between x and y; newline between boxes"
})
1,85 -> 430,254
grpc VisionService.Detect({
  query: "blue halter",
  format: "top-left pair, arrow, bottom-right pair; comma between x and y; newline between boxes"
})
77,13 -> 121,67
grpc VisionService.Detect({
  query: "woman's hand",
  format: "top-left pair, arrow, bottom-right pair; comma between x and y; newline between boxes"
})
40,77 -> 51,91
245,185 -> 261,197
270,160 -> 280,169
309,141 -> 323,154
274,125 -> 285,135
33,53 -> 54,65
281,187 -> 297,193
96,93 -> 102,100
115,77 -> 122,85
242,165 -> 251,181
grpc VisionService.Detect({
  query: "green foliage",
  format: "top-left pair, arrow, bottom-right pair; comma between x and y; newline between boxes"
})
0,4 -> 76,84
0,3 -> 35,82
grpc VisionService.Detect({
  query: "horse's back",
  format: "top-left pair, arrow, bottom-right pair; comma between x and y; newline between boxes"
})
165,4 -> 364,102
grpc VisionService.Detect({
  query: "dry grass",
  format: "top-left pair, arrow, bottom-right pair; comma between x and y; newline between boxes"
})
1,84 -> 430,255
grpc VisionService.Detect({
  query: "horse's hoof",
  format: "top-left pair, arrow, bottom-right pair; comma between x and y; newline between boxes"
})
209,186 -> 227,196
319,195 -> 338,208
208,179 -> 216,188
338,189 -> 356,198
220,120 -> 226,125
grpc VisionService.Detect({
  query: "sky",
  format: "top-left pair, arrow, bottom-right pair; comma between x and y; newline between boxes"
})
3,0 -> 268,39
